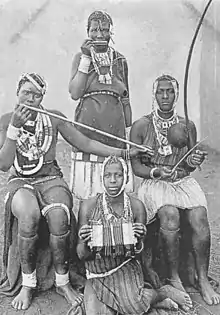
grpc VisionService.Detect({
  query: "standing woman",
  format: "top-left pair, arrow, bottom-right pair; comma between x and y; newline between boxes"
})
69,10 -> 133,201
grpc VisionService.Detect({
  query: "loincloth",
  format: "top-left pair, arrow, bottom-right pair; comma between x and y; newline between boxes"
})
137,176 -> 207,223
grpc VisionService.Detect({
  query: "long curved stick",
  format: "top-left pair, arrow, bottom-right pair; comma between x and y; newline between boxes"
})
22,104 -> 151,152
184,0 -> 213,148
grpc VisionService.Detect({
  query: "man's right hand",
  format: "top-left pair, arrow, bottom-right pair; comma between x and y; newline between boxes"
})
10,105 -> 32,128
78,224 -> 92,243
157,166 -> 176,180
80,39 -> 94,56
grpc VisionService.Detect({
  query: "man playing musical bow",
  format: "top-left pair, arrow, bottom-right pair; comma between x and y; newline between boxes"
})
130,74 -> 220,306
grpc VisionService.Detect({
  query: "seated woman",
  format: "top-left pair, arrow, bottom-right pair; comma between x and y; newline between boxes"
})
77,155 -> 193,314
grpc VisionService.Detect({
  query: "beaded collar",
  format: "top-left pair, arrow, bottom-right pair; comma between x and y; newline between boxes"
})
90,46 -> 114,84
152,110 -> 179,156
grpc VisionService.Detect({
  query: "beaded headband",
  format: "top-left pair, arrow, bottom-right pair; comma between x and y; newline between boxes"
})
17,72 -> 47,95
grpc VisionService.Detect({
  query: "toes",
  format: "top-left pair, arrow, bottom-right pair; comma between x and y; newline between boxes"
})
17,301 -> 22,310
182,305 -> 190,312
213,295 -> 220,305
171,301 -> 178,310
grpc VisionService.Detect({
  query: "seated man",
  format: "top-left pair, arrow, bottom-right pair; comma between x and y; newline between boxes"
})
77,155 -> 193,314
0,73 -> 143,311
130,74 -> 220,306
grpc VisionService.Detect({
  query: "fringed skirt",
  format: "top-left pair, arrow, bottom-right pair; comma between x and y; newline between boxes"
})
137,176 -> 207,223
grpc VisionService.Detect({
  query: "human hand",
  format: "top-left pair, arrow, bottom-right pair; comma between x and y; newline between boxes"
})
78,225 -> 92,243
129,145 -> 154,158
10,104 -> 32,128
133,223 -> 147,240
157,166 -> 177,181
188,150 -> 208,167
80,39 -> 94,56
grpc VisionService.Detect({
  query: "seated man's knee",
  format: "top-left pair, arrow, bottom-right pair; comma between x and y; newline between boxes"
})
188,206 -> 209,234
12,188 -> 41,236
158,206 -> 180,230
43,203 -> 70,235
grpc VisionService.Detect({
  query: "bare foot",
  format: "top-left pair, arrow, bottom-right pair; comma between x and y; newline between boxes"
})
167,276 -> 186,292
199,278 -> 220,305
159,284 -> 193,312
11,286 -> 34,310
56,282 -> 84,315
154,298 -> 178,310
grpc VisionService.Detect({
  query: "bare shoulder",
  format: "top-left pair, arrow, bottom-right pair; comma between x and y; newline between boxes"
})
131,116 -> 151,137
128,194 -> 146,222
0,112 -> 13,130
79,195 -> 98,224
129,194 -> 145,210
80,195 -> 98,215
178,116 -> 196,129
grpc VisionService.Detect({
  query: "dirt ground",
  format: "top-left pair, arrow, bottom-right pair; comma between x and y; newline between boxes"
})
0,140 -> 220,315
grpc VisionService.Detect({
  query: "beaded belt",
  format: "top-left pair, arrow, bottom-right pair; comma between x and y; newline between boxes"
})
82,90 -> 120,100
72,152 -> 106,163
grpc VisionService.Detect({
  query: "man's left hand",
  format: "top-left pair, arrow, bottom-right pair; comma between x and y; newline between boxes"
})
190,150 -> 208,166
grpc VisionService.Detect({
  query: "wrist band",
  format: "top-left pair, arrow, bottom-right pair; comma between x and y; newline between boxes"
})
135,241 -> 144,254
186,155 -> 196,168
78,54 -> 91,74
150,167 -> 161,179
7,124 -> 21,141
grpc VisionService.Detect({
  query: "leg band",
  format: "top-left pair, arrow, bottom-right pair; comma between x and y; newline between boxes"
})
42,203 -> 70,225
55,271 -> 70,287
22,270 -> 37,288
160,227 -> 180,233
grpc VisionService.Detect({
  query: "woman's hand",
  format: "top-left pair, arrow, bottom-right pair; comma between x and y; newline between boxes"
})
133,223 -> 147,240
80,39 -> 94,56
10,104 -> 32,128
78,225 -> 92,243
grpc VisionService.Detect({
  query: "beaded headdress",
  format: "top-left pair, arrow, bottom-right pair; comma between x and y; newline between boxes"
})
17,72 -> 47,96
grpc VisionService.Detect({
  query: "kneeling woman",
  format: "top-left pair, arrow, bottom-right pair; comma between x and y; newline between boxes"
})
77,156 -> 192,314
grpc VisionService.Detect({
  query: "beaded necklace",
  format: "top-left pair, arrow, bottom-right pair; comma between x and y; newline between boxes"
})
90,46 -> 114,84
152,110 -> 179,156
14,106 -> 53,175
102,192 -> 132,222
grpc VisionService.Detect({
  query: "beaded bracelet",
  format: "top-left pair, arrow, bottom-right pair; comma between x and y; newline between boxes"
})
6,124 -> 21,141
135,241 -> 144,254
150,167 -> 161,180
